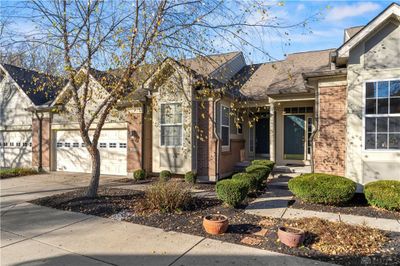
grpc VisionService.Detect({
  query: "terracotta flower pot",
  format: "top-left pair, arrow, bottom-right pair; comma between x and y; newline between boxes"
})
203,214 -> 229,235
277,226 -> 305,248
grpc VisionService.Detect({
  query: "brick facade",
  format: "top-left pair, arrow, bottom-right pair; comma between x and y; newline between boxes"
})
32,117 -> 51,171
313,85 -> 347,176
127,112 -> 143,173
220,139 -> 245,175
197,101 -> 218,180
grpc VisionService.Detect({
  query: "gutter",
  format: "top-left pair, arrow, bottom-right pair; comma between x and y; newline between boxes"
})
302,68 -> 347,79
213,97 -> 221,181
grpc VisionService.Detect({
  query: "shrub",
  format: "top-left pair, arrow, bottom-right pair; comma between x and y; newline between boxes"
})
245,164 -> 271,186
232,172 -> 258,192
145,181 -> 192,213
133,169 -> 146,181
184,171 -> 196,184
216,179 -> 249,207
288,173 -> 356,205
159,170 -> 172,182
251,159 -> 275,170
364,180 -> 400,211
0,168 -> 38,179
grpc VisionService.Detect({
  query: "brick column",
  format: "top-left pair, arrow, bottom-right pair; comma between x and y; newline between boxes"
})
313,85 -> 347,176
197,100 -> 218,181
32,115 -> 51,171
127,109 -> 143,174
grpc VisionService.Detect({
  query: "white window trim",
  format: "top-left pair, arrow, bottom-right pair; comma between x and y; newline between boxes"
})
362,79 -> 400,152
220,104 -> 230,151
159,102 -> 183,148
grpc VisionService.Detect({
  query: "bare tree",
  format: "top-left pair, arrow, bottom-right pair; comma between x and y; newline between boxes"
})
3,0 -> 316,197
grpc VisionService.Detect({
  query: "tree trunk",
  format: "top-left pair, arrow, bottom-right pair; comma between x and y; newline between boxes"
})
86,147 -> 101,198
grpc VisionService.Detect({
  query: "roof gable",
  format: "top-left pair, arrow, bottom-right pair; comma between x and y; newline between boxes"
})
1,64 -> 66,106
337,3 -> 400,59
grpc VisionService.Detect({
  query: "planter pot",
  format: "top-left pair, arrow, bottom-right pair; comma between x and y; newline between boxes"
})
203,214 -> 229,235
277,226 -> 305,248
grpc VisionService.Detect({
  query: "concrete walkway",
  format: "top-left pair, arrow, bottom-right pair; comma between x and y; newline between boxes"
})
1,172 -> 333,266
246,174 -> 400,232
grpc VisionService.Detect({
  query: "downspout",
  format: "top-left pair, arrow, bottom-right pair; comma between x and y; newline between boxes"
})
307,83 -> 319,174
141,102 -> 146,170
213,97 -> 221,181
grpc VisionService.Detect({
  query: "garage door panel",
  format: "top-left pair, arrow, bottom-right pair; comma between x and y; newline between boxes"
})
0,131 -> 32,168
55,130 -> 127,175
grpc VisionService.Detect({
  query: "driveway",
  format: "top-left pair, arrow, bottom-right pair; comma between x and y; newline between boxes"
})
1,172 -> 334,266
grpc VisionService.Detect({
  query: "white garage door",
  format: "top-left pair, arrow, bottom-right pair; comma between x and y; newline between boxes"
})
0,131 -> 32,168
55,130 -> 127,175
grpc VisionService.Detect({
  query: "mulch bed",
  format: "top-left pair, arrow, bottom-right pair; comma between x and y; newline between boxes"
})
31,187 -> 400,266
289,193 -> 400,220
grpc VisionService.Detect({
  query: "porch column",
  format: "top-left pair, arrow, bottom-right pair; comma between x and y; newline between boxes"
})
269,103 -> 275,162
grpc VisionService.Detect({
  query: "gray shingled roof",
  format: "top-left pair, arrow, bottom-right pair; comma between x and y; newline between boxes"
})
229,49 -> 334,100
344,26 -> 364,42
2,64 -> 67,106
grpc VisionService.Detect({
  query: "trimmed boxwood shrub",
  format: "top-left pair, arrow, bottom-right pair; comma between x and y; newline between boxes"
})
159,170 -> 172,182
245,164 -> 271,187
216,179 -> 249,207
133,169 -> 146,181
184,171 -> 197,184
364,180 -> 400,211
288,173 -> 356,205
251,159 -> 275,170
232,172 -> 258,192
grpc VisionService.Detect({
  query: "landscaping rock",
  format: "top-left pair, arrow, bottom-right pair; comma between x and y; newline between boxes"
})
252,228 -> 269,237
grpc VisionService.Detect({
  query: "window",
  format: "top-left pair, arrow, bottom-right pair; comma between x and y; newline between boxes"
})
9,142 -> 14,146
16,142 -> 21,147
237,122 -> 243,135
23,142 -> 28,147
284,107 -> 313,114
99,143 -> 106,148
249,126 -> 254,153
109,143 -> 117,148
29,143 -> 32,147
221,105 -> 230,147
56,142 -> 63,148
73,143 -> 79,147
119,143 -> 127,148
3,142 -> 7,147
64,143 -> 71,148
365,80 -> 400,150
81,143 -> 86,147
160,103 -> 183,146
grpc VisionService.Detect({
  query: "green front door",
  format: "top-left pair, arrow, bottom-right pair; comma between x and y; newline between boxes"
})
284,115 -> 305,160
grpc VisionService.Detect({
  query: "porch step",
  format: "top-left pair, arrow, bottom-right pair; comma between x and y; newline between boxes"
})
233,161 -> 251,173
273,165 -> 311,174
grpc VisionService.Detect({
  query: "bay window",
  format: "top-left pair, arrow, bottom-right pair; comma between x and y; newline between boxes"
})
365,80 -> 400,150
160,103 -> 183,147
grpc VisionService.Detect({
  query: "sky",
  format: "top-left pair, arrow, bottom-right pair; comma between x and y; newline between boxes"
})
0,0 -> 398,65
239,0 -> 396,63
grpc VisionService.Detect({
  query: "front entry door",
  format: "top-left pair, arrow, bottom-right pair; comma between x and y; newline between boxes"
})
284,115 -> 305,160
255,117 -> 270,155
